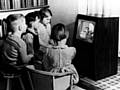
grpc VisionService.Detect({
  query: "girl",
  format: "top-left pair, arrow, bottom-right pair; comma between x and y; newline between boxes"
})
43,23 -> 79,84
37,8 -> 53,53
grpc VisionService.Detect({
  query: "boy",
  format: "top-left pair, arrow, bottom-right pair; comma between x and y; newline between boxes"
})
22,11 -> 40,55
1,14 -> 33,71
22,11 -> 43,68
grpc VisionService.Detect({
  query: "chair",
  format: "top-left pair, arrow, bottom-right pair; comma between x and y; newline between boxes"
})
26,65 -> 74,90
0,71 -> 25,90
0,65 -> 27,90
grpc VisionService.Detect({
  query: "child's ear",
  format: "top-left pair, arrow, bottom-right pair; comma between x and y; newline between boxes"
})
35,16 -> 40,22
35,16 -> 39,20
18,25 -> 22,31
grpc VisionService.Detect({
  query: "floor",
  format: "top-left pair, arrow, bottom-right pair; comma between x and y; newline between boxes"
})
78,59 -> 120,90
93,60 -> 120,90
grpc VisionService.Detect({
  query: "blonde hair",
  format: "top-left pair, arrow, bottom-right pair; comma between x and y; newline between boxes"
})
6,14 -> 25,32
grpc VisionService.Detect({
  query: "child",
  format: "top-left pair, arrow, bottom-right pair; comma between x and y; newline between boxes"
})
1,14 -> 33,72
22,11 -> 40,55
22,11 -> 43,68
42,23 -> 79,84
37,8 -> 53,53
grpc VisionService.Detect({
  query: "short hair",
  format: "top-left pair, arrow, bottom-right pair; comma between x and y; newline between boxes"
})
6,14 -> 24,32
25,11 -> 40,27
39,8 -> 52,20
34,11 -> 41,19
51,23 -> 66,41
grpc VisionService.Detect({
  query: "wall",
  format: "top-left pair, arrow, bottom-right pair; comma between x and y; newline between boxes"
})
49,0 -> 120,56
49,0 -> 78,45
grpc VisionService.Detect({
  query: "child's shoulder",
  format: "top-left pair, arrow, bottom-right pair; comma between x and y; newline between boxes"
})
22,31 -> 33,38
38,22 -> 44,28
36,23 -> 45,32
56,45 -> 76,52
67,46 -> 76,52
23,33 -> 33,38
38,23 -> 51,29
7,35 -> 25,48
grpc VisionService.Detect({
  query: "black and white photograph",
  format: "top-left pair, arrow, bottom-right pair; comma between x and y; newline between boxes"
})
0,0 -> 120,90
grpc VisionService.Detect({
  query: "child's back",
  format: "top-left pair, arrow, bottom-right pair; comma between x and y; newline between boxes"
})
1,14 -> 33,71
42,23 -> 79,84
44,46 -> 76,70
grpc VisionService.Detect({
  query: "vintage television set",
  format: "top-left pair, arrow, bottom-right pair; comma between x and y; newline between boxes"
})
73,14 -> 119,80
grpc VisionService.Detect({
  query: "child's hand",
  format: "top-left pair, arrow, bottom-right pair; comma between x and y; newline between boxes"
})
29,54 -> 34,58
61,67 -> 70,72
52,45 -> 67,49
47,45 -> 53,48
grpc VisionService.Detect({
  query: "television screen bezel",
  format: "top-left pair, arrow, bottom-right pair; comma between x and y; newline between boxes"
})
74,14 -> 98,43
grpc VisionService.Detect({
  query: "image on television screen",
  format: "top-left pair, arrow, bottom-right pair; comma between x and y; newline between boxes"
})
76,19 -> 96,43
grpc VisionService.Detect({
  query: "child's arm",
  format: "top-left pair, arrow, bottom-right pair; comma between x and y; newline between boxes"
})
37,23 -> 52,48
38,35 -> 52,48
22,33 -> 34,54
71,47 -> 76,60
19,40 -> 34,64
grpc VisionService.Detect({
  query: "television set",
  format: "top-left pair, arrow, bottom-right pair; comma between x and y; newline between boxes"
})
75,14 -> 97,43
73,14 -> 119,81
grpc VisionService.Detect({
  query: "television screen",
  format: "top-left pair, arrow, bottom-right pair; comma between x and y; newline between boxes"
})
76,19 -> 96,43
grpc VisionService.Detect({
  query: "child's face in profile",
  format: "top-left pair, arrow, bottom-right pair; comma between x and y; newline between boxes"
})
30,19 -> 40,34
42,12 -> 52,25
20,17 -> 27,33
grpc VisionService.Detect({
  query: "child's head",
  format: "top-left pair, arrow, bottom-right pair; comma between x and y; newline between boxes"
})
6,14 -> 27,33
51,23 -> 68,45
39,8 -> 52,25
25,11 -> 40,28
34,11 -> 41,21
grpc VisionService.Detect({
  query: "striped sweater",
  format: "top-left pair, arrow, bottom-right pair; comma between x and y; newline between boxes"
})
2,34 -> 32,65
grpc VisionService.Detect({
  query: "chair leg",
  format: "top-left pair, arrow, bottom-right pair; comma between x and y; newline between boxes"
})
52,76 -> 55,90
18,77 -> 25,90
27,71 -> 34,90
70,75 -> 73,90
6,78 -> 11,90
